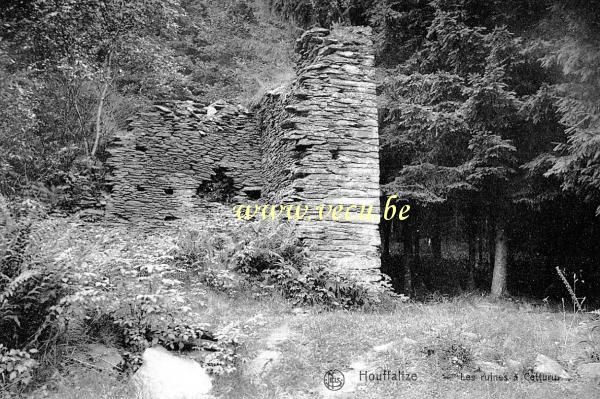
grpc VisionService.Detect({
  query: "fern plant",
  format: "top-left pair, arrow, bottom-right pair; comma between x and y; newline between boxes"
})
0,196 -> 72,390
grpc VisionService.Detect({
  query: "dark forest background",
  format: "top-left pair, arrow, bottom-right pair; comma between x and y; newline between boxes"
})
1,0 -> 600,304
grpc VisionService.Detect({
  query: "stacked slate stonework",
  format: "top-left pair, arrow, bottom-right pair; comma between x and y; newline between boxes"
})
255,26 -> 381,278
106,100 -> 262,222
107,26 -> 382,278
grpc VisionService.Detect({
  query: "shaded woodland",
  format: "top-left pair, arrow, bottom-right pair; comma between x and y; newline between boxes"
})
2,0 -> 600,303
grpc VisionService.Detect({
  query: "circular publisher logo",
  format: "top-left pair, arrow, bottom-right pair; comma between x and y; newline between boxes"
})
323,369 -> 345,391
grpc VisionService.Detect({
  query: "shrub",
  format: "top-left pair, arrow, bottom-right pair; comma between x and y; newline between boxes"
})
175,221 -> 397,310
0,345 -> 38,390
233,222 -> 397,309
266,0 -> 372,28
103,294 -> 242,376
77,278 -> 240,375
0,196 -> 73,392
175,228 -> 244,292
110,294 -> 216,353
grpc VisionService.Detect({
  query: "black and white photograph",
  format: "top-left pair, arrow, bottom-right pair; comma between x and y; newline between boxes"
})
1,1 -> 600,398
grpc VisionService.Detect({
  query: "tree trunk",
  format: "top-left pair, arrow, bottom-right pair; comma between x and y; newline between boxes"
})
381,218 -> 391,258
91,81 -> 109,157
487,217 -> 495,266
91,51 -> 112,158
402,222 -> 413,295
413,222 -> 421,289
490,223 -> 508,297
467,220 -> 476,290
477,232 -> 483,267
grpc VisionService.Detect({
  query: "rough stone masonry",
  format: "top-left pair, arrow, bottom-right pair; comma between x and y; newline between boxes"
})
107,25 -> 382,278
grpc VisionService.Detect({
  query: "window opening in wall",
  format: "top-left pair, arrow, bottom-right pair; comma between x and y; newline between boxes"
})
245,189 -> 261,200
196,167 -> 235,202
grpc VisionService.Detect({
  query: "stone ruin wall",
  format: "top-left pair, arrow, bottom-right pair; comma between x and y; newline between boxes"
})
107,25 -> 381,278
256,26 -> 381,277
106,101 -> 262,222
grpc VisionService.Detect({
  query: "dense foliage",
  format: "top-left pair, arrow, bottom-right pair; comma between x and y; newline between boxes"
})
266,0 -> 600,300
0,198 -> 72,393
0,0 -> 294,206
175,221 -> 398,310
1,0 -> 599,302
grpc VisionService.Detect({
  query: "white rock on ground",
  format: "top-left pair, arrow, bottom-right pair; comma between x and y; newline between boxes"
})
132,346 -> 213,399
576,363 -> 600,380
533,354 -> 571,379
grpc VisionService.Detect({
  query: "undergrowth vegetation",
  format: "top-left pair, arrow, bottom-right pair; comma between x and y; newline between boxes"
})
0,197 -> 73,395
174,221 -> 398,310
0,195 -> 398,396
1,198 -> 598,398
0,0 -> 295,209
0,197 -> 244,395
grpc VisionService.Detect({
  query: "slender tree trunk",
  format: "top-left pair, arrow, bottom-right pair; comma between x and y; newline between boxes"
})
477,232 -> 483,267
402,222 -> 413,295
413,222 -> 421,289
467,219 -> 476,290
91,51 -> 112,158
490,223 -> 508,297
91,81 -> 109,157
487,217 -> 495,267
381,218 -> 391,258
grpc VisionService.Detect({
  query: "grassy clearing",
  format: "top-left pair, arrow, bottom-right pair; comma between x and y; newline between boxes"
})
264,300 -> 597,399
21,218 -> 600,399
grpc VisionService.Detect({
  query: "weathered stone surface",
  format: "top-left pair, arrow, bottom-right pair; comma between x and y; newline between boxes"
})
533,354 -> 571,379
132,346 -> 213,399
106,100 -> 262,223
255,26 -> 381,275
107,26 -> 382,279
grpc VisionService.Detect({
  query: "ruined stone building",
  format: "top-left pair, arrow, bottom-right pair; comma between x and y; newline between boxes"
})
106,26 -> 381,279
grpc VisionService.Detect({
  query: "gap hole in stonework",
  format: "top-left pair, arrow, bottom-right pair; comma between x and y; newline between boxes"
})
164,215 -> 178,221
296,144 -> 311,152
135,145 -> 148,152
136,185 -> 146,192
164,188 -> 174,195
246,189 -> 261,200
330,149 -> 340,160
196,168 -> 235,202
